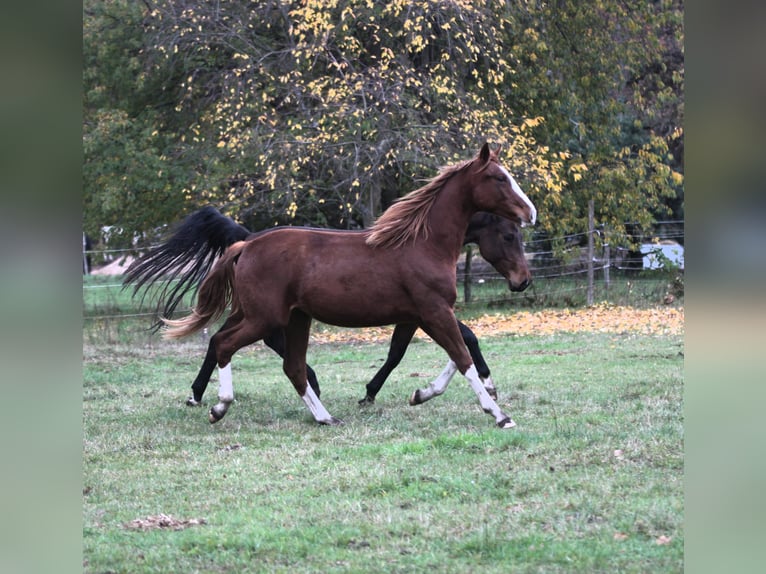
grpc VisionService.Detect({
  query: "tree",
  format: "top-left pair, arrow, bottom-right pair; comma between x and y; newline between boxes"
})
83,0 -> 683,254
502,0 -> 683,252
134,0 -> 567,231
83,0 -> 189,246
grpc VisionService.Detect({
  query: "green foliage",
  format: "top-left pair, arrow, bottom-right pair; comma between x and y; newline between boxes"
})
506,0 -> 684,250
83,0 -> 683,251
82,108 -> 187,246
83,0 -> 188,245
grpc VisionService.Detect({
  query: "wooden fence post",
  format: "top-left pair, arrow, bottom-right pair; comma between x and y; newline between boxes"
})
587,200 -> 594,306
83,233 -> 90,275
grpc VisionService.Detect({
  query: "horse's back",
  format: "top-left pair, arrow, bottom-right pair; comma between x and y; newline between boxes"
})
232,228 -> 429,327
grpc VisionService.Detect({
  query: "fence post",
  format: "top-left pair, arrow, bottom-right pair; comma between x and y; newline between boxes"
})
587,200 -> 594,306
83,233 -> 90,275
463,245 -> 473,303
603,241 -> 610,291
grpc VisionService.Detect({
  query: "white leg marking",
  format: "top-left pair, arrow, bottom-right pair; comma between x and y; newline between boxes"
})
218,363 -> 234,403
209,363 -> 234,423
411,360 -> 457,404
465,365 -> 515,428
301,384 -> 343,425
499,165 -> 537,226
482,375 -> 497,398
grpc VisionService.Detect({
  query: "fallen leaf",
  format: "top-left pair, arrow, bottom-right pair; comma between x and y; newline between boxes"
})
308,305 -> 684,345
655,535 -> 673,545
613,532 -> 629,541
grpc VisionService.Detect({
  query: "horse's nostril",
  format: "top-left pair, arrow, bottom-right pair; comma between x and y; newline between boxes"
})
511,278 -> 531,292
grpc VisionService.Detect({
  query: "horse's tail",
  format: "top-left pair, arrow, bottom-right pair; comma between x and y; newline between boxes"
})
122,206 -> 251,331
161,240 -> 247,339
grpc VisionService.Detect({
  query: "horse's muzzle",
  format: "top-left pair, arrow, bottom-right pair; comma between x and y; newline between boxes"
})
509,278 -> 531,292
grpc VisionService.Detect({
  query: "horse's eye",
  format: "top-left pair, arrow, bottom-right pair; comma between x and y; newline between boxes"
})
495,174 -> 507,183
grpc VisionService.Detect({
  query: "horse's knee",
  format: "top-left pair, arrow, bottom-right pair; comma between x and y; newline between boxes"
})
283,363 -> 308,395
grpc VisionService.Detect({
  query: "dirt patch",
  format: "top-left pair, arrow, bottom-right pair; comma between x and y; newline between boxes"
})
123,514 -> 206,531
90,256 -> 135,276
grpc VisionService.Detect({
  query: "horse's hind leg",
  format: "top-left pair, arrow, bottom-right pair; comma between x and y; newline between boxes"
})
283,310 -> 343,426
187,315 -> 241,406
263,328 -> 322,397
186,337 -> 217,406
207,312 -> 267,423
209,363 -> 234,423
360,323 -> 418,404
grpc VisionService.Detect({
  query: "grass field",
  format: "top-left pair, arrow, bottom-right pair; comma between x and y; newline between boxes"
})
83,312 -> 683,573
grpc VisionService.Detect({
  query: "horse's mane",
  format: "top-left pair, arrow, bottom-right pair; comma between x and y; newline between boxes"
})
366,156 -> 483,249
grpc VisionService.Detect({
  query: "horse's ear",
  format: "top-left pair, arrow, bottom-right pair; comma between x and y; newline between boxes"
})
494,144 -> 502,158
479,143 -> 491,164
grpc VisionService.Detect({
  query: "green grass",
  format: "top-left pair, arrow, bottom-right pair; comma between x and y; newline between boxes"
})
456,271 -> 683,310
83,325 -> 683,573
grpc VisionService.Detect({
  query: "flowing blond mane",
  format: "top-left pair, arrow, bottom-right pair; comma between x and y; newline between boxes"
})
366,157 -> 478,249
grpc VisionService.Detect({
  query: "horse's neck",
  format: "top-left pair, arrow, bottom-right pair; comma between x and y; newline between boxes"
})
428,177 -> 475,258
462,215 -> 483,246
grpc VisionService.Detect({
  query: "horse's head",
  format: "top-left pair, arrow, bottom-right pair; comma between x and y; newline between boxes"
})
466,143 -> 537,228
466,213 -> 531,292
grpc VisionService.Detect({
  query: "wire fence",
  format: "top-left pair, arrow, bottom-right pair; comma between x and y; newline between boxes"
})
83,219 -> 683,326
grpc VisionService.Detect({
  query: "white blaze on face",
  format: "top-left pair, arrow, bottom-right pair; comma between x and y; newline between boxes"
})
499,165 -> 537,226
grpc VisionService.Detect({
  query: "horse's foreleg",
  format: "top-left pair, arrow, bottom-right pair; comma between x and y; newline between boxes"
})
458,321 -> 497,400
408,360 -> 458,405
284,310 -> 343,426
464,364 -> 515,429
301,385 -> 343,426
414,313 -> 515,429
360,323 -> 418,404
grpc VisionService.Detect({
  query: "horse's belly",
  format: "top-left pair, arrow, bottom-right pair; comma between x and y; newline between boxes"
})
300,282 -> 416,328
304,297 -> 415,328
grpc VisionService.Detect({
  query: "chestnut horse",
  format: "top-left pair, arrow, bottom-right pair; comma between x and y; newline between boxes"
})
124,207 -> 531,407
162,144 -> 536,428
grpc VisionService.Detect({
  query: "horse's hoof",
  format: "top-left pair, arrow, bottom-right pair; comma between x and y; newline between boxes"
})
358,395 -> 375,406
409,390 -> 422,406
497,417 -> 517,429
209,405 -> 228,424
186,396 -> 201,407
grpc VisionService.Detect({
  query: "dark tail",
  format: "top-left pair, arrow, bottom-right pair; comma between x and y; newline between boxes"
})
162,241 -> 248,339
122,206 -> 251,330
